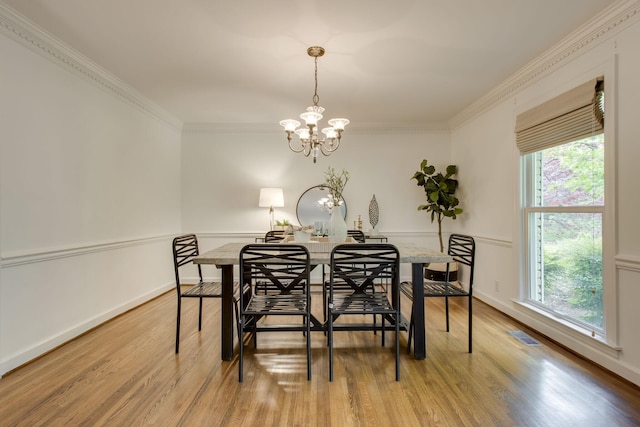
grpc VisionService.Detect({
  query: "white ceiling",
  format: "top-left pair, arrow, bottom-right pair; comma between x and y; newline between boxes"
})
2,0 -> 616,128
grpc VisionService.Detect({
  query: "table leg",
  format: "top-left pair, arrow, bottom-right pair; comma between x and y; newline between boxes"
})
412,262 -> 426,359
221,264 -> 234,361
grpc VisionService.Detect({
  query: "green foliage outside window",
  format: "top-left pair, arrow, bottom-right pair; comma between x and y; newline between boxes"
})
534,135 -> 604,329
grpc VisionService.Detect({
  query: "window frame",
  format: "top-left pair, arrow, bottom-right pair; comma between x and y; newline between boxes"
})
517,66 -> 618,350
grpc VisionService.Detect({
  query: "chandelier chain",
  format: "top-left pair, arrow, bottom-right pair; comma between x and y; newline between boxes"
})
313,56 -> 320,106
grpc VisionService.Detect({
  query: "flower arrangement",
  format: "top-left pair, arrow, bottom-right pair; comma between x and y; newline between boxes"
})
324,167 -> 349,207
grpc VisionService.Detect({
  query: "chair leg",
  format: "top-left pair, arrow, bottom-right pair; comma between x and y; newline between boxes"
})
253,319 -> 258,348
406,302 -> 414,354
238,315 -> 244,382
395,312 -> 400,381
175,298 -> 181,354
328,314 -> 334,382
198,297 -> 203,331
445,296 -> 450,332
468,296 -> 473,353
372,284 -> 378,335
233,299 -> 242,347
322,284 -> 328,335
306,314 -> 312,381
373,313 -> 378,336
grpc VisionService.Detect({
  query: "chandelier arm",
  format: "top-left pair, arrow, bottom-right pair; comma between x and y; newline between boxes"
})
302,141 -> 313,157
320,146 -> 332,157
319,138 -> 340,156
288,138 -> 308,154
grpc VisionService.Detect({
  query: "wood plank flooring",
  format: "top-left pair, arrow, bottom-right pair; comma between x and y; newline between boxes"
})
1,288 -> 639,426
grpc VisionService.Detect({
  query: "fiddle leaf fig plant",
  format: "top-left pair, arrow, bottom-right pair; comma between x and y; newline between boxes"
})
412,159 -> 463,252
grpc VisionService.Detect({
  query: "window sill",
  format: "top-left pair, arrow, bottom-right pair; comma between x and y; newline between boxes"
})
512,300 -> 622,358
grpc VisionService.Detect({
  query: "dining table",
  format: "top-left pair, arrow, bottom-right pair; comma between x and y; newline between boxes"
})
192,241 -> 452,361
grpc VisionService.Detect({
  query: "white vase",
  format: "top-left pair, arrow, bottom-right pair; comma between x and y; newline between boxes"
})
329,208 -> 348,243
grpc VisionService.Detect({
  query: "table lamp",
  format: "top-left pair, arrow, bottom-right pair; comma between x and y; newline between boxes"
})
258,188 -> 284,230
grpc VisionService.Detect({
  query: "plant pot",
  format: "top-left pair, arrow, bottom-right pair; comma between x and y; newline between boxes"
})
425,262 -> 458,281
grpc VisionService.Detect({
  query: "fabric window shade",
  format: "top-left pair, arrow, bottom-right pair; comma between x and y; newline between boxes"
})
516,77 -> 604,154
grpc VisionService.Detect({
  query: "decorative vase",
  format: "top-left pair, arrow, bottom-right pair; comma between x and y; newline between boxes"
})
329,208 -> 348,243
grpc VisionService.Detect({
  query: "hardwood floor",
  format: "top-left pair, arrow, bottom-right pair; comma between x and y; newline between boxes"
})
1,288 -> 639,426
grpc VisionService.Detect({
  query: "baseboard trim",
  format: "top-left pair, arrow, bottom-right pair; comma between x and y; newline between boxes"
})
0,282 -> 173,377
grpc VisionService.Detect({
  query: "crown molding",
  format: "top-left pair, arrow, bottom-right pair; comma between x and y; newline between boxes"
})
449,0 -> 640,129
0,2 -> 183,131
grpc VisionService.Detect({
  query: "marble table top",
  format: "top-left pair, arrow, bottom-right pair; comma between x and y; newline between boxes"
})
193,242 -> 452,266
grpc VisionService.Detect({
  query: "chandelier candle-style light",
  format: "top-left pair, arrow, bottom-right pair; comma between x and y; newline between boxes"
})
280,46 -> 349,163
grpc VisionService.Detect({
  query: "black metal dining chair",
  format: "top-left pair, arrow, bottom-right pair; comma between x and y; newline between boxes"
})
347,229 -> 366,243
238,244 -> 312,382
322,229 -> 366,323
264,230 -> 286,242
172,234 -> 240,354
400,233 -> 476,353
327,243 -> 401,381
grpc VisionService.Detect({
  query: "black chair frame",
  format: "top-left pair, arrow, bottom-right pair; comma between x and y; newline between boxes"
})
238,244 -> 312,382
401,233 -> 476,353
172,234 -> 240,354
265,230 -> 286,242
327,243 -> 401,381
347,229 -> 366,243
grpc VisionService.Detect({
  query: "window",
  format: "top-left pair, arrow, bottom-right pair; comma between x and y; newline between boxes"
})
517,77 -> 606,334
524,136 -> 604,329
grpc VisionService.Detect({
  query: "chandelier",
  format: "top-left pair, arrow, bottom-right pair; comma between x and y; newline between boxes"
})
279,46 -> 349,163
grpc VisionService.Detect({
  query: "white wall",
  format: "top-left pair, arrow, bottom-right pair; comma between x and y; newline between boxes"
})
450,4 -> 640,385
0,24 -> 182,374
181,127 -> 451,236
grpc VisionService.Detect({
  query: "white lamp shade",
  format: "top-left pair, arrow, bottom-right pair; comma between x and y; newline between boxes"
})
327,118 -> 350,130
300,111 -> 322,126
258,188 -> 284,208
279,119 -> 300,132
321,127 -> 338,139
295,128 -> 310,141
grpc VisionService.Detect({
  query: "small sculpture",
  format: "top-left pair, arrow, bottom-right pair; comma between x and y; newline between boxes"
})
368,194 -> 379,232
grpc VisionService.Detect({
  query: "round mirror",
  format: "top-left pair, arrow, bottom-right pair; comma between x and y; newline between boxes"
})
296,185 -> 347,227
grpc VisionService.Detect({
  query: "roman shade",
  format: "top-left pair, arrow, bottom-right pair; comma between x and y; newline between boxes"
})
516,77 -> 604,154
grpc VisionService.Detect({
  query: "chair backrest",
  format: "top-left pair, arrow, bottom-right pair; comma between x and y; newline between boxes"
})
347,229 -> 366,243
172,234 -> 203,288
329,244 -> 399,297
264,230 -> 286,242
448,234 -> 476,288
240,244 -> 310,295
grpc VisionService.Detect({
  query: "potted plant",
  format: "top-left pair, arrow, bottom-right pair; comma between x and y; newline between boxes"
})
411,159 -> 463,280
274,219 -> 291,231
